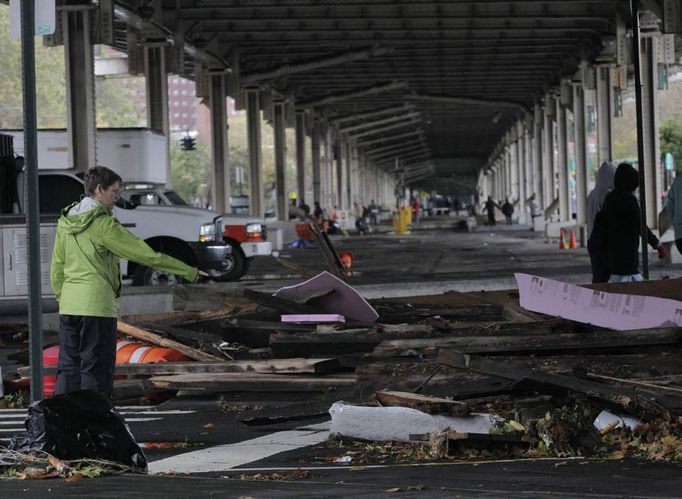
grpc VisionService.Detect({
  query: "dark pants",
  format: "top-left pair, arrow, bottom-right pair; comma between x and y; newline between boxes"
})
55,315 -> 117,398
588,239 -> 610,284
487,212 -> 495,225
676,239 -> 682,256
505,215 -> 512,225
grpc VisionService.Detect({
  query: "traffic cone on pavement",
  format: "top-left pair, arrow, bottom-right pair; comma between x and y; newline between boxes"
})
559,228 -> 567,249
568,229 -> 577,249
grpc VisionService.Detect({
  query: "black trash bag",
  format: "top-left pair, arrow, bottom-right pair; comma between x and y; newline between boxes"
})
10,390 -> 147,471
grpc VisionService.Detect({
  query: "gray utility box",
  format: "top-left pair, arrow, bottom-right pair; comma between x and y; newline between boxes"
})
0,215 -> 57,298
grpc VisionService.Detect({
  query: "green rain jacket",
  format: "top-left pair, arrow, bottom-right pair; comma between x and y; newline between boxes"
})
50,199 -> 198,318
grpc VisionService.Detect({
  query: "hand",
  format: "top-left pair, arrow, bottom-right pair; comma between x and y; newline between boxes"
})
657,245 -> 667,260
194,270 -> 210,283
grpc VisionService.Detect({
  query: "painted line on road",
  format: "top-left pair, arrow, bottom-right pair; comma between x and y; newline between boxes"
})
148,428 -> 330,474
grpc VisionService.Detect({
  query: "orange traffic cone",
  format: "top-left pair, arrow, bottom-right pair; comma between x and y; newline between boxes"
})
339,251 -> 353,270
559,228 -> 567,249
568,229 -> 577,249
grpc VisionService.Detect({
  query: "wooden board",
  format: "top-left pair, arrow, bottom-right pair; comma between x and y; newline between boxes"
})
375,390 -> 469,415
117,321 -> 222,362
19,358 -> 341,377
372,327 -> 682,358
437,349 -> 682,419
147,372 -> 356,392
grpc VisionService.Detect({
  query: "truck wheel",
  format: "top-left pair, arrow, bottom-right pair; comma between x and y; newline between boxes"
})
132,265 -> 186,286
213,248 -> 246,282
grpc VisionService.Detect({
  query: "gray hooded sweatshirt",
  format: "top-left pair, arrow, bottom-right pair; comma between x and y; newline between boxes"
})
586,161 -> 617,238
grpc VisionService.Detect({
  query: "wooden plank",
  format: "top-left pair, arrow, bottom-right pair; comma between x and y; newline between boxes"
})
375,390 -> 469,415
19,358 -> 341,377
117,321 -> 222,362
147,372 -> 356,392
121,304 -> 255,325
372,327 -> 682,358
410,431 -> 528,444
236,401 -> 332,426
437,349 -> 682,419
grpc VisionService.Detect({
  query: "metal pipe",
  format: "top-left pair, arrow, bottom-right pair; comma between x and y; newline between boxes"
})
20,0 -> 43,402
629,0 -> 649,279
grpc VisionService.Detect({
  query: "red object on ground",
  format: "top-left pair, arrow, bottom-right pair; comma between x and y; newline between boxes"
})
338,251 -> 353,269
41,340 -> 192,397
568,229 -> 577,249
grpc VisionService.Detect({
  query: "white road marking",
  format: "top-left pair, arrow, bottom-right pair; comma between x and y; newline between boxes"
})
148,427 -> 331,474
0,428 -> 27,433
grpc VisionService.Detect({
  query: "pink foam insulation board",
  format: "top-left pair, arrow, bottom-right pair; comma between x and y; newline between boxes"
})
515,273 -> 682,331
281,314 -> 346,323
274,271 -> 379,323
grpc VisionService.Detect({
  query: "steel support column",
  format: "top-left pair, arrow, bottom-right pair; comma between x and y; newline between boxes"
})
63,10 -> 96,171
556,99 -> 570,221
533,105 -> 544,207
573,83 -> 588,230
345,141 -> 353,212
596,66 -> 615,163
273,100 -> 287,221
311,119 -> 321,203
246,89 -> 264,217
640,36 -> 662,229
145,47 -> 170,182
209,74 -> 229,213
335,136 -> 344,210
516,122 -> 527,223
543,96 -> 556,210
295,110 -> 307,203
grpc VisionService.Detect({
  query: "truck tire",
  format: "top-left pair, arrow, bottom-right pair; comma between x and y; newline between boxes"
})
132,265 -> 187,286
213,248 -> 247,282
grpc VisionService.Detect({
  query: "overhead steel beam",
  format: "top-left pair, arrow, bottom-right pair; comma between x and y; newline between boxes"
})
240,45 -> 392,84
339,111 -> 420,133
298,81 -> 408,108
366,137 -> 426,156
348,118 -> 421,139
368,142 -> 428,160
330,104 -> 413,125
113,4 -> 228,69
359,129 -> 425,147
407,93 -> 528,113
371,146 -> 428,163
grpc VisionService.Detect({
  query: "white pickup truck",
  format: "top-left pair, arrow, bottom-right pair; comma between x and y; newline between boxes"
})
121,185 -> 271,280
3,128 -> 272,283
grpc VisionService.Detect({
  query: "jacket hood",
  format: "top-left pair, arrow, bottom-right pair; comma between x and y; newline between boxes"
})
595,161 -> 617,191
614,163 -> 639,192
58,198 -> 110,234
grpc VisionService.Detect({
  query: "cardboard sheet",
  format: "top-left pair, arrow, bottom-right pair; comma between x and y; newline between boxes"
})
515,273 -> 682,331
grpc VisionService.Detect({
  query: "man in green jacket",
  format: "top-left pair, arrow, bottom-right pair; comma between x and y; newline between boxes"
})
50,166 -> 202,398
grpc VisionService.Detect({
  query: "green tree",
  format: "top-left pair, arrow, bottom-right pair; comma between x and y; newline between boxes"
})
660,118 -> 682,174
170,142 -> 212,205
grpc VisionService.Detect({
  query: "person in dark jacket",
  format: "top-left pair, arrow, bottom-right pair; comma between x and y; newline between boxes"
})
602,163 -> 665,282
502,198 -> 514,225
484,196 -> 499,226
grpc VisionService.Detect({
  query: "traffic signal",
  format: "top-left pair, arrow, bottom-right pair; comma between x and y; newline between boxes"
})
180,136 -> 196,151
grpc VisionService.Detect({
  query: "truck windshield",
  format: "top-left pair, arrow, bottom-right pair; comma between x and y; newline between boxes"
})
164,190 -> 188,206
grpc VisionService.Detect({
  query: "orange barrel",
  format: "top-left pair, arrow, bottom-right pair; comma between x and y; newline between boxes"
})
116,341 -> 192,364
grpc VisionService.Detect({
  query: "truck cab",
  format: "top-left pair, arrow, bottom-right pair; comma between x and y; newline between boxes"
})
121,185 -> 272,280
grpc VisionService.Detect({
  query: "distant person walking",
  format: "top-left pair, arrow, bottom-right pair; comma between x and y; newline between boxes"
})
602,163 -> 666,283
484,196 -> 499,226
586,162 -> 617,283
502,198 -> 514,225
50,166 -> 203,398
368,200 -> 379,225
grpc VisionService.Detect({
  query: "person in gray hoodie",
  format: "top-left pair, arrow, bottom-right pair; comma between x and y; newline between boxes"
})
586,162 -> 617,283
665,174 -> 682,255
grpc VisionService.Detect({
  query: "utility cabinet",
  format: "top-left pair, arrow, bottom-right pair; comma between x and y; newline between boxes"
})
0,216 -> 57,297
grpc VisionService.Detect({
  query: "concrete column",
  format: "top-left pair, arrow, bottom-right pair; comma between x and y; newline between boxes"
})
209,74 -> 229,213
640,36 -> 663,229
295,110 -> 307,203
63,10 -> 96,171
543,96 -> 555,209
516,122 -> 526,223
311,119 -> 321,203
573,84 -> 589,229
273,100 -> 287,221
596,66 -> 614,163
335,136 -> 344,210
556,99 -> 570,221
246,89 -> 264,218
